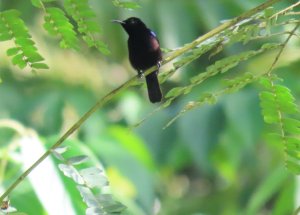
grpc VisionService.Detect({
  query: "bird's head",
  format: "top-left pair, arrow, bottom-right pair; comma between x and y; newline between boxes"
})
113,17 -> 147,35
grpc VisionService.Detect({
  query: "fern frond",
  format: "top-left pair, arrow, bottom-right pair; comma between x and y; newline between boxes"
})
44,7 -> 79,50
174,38 -> 224,69
53,147 -> 126,214
257,22 -> 300,173
164,43 -> 281,108
64,0 -> 110,55
0,10 -> 49,71
259,78 -> 300,173
164,72 -> 258,129
162,43 -> 281,128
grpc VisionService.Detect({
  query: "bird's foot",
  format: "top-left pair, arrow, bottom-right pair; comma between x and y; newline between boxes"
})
157,61 -> 162,70
138,71 -> 144,79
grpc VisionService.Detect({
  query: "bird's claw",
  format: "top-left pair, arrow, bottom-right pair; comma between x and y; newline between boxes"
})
157,61 -> 162,69
138,71 -> 144,78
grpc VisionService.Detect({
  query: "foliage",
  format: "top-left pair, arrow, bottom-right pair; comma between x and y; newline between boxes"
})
54,146 -> 126,214
32,0 -> 110,54
44,7 -> 79,50
0,10 -> 48,71
260,77 -> 300,174
64,0 -> 110,55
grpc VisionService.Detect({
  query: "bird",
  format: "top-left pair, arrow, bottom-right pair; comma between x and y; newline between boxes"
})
113,17 -> 163,103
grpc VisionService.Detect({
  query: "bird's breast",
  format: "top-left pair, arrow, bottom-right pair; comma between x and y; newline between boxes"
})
128,36 -> 162,71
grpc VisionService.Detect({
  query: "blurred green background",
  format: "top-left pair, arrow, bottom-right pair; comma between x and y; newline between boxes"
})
0,0 -> 299,215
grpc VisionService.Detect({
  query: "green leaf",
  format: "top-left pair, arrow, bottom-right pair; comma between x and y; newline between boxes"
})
283,118 -> 300,134
12,27 -> 30,38
21,46 -> 38,55
12,54 -> 24,65
52,151 -> 65,161
6,47 -> 20,56
67,155 -> 89,165
31,63 -> 49,69
17,60 -> 27,69
260,91 -> 275,103
165,87 -> 185,98
286,137 -> 300,149
0,33 -> 12,41
76,185 -> 98,207
97,194 -> 115,204
80,167 -> 108,188
54,146 -> 68,154
27,53 -> 44,63
52,146 -> 68,160
15,38 -> 35,47
0,9 -> 21,19
103,203 -> 127,213
58,164 -> 84,184
259,77 -> 272,89
31,0 -> 43,8
95,194 -> 126,212
286,160 -> 300,174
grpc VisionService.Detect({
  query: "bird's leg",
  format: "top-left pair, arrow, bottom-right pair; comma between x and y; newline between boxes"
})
156,61 -> 162,74
157,61 -> 161,70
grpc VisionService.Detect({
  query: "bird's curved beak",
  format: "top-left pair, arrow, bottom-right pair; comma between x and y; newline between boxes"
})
111,20 -> 125,24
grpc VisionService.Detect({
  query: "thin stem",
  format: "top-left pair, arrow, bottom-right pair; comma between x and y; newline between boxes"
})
0,0 -> 284,202
270,1 -> 300,19
0,79 -> 134,202
266,24 -> 300,75
0,150 -> 8,184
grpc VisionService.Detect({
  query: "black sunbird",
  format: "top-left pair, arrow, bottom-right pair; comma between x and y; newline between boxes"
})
114,17 -> 163,103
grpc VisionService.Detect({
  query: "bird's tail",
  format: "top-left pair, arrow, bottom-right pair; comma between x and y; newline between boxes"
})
145,71 -> 162,103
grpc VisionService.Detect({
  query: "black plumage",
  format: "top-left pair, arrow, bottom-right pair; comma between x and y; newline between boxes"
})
114,17 -> 162,103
